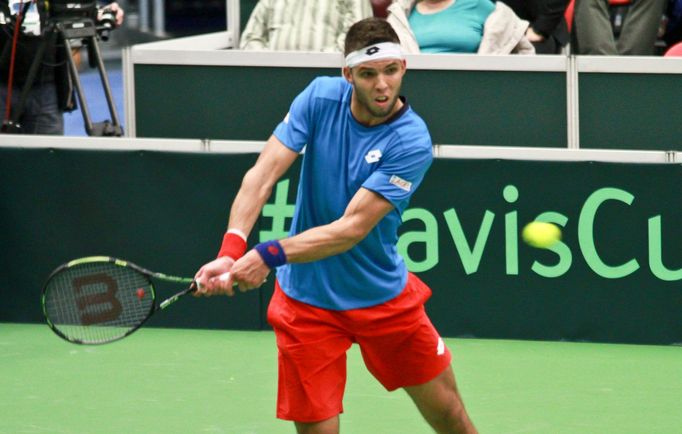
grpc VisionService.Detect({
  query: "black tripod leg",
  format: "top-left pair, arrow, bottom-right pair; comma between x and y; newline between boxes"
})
60,36 -> 97,136
87,36 -> 122,134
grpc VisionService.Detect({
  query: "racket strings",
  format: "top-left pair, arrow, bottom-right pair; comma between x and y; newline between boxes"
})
44,262 -> 154,344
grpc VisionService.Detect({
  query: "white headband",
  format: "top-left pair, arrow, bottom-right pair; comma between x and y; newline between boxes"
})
344,42 -> 404,68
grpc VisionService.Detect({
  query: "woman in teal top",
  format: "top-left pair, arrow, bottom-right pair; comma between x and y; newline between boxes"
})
408,0 -> 495,53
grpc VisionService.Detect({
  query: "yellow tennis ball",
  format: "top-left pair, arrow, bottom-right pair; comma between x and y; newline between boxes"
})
522,221 -> 561,248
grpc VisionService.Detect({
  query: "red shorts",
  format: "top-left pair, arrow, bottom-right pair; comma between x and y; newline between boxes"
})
266,272 -> 452,423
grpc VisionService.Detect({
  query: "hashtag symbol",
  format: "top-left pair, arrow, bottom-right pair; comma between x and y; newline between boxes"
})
260,179 -> 295,242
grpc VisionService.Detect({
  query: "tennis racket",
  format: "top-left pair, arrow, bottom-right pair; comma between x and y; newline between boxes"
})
41,256 -> 229,345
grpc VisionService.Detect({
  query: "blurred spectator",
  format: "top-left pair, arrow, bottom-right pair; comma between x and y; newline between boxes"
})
500,0 -> 571,54
239,0 -> 373,51
572,0 -> 667,55
371,0 -> 393,17
387,0 -> 535,54
664,0 -> 682,46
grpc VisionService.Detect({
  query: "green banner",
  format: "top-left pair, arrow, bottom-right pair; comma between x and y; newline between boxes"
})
1,148 -> 680,344
0,148 -> 265,331
259,159 -> 682,344
134,65 -> 567,147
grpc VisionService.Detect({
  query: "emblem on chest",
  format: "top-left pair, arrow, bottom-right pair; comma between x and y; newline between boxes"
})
364,149 -> 382,164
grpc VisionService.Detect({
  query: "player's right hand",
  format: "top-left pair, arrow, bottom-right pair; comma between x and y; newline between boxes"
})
193,256 -> 236,297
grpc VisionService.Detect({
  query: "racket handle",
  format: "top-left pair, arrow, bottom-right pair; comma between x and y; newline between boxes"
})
194,272 -> 234,291
159,286 -> 193,310
216,272 -> 265,286
160,274 -> 232,310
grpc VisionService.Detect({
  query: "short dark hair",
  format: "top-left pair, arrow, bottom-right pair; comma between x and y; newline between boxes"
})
344,17 -> 400,56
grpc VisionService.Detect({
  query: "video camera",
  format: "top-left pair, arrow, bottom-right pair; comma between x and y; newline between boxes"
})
4,0 -> 118,40
49,0 -> 118,41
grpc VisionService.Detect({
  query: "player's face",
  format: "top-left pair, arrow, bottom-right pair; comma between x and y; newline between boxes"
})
344,59 -> 406,126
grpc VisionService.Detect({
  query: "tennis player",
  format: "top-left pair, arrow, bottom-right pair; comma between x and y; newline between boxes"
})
194,17 -> 477,434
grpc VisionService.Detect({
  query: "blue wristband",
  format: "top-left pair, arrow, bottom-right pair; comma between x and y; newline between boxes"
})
254,240 -> 288,268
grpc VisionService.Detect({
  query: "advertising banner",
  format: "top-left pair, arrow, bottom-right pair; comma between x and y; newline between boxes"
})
2,148 -> 680,344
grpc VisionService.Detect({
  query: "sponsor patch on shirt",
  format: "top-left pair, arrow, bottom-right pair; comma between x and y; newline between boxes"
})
389,175 -> 412,192
364,149 -> 382,163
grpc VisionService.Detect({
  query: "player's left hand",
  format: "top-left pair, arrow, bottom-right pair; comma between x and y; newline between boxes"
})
228,249 -> 271,292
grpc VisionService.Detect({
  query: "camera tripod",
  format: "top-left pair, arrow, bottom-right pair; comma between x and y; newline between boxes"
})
3,15 -> 123,136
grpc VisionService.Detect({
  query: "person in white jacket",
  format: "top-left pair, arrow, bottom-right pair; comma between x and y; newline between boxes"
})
386,0 -> 535,54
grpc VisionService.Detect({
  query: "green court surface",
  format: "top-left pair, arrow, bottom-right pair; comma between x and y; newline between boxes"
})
1,323 -> 681,434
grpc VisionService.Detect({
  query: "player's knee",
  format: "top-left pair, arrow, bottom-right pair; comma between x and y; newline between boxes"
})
422,393 -> 471,433
440,403 -> 475,434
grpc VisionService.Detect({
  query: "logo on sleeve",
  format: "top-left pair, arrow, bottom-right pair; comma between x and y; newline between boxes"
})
389,175 -> 412,192
364,149 -> 382,163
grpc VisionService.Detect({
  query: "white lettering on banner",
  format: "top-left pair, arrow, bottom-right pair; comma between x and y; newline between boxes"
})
260,180 -> 682,282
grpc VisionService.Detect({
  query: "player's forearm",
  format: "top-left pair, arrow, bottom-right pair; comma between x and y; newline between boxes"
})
280,217 -> 366,263
225,135 -> 299,238
227,166 -> 276,235
278,188 -> 394,263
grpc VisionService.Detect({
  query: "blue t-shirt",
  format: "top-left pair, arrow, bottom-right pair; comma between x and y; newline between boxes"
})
272,76 -> 433,310
409,0 -> 495,53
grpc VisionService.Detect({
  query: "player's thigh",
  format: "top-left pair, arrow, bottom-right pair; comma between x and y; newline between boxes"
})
353,274 -> 451,391
404,366 -> 478,433
267,283 -> 353,422
267,282 -> 352,352
403,364 -> 460,408
357,314 -> 451,391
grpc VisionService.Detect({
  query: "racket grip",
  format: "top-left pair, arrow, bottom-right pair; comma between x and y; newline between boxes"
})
218,272 -> 230,282
217,273 -> 266,287
194,272 -> 234,291
218,272 -> 242,288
